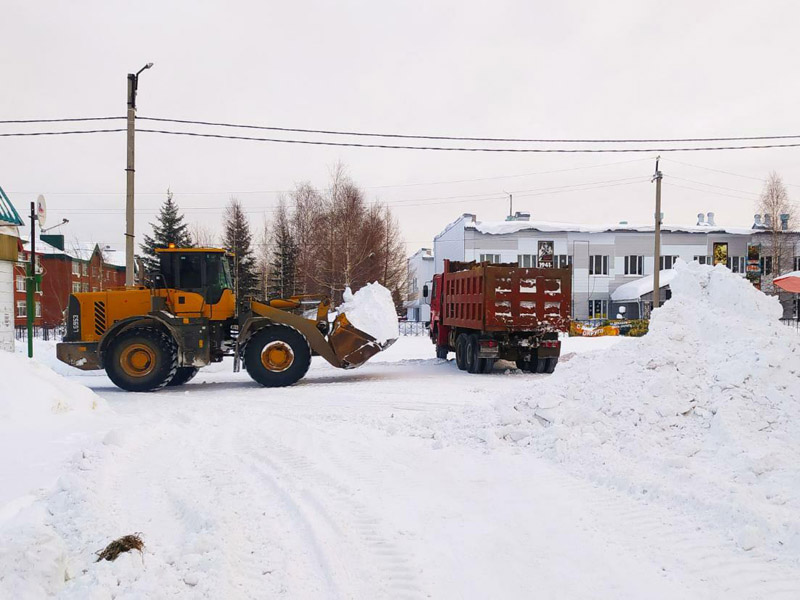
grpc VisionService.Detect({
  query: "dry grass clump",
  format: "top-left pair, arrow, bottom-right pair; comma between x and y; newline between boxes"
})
95,534 -> 145,562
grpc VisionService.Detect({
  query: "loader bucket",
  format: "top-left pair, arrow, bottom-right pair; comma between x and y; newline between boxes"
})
328,313 -> 395,369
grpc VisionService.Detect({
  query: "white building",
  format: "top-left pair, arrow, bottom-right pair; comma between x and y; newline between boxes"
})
0,187 -> 23,352
433,212 -> 798,320
405,247 -> 434,322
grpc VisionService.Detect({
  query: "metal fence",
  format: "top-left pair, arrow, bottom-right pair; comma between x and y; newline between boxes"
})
398,321 -> 429,336
780,318 -> 799,332
14,325 -> 65,341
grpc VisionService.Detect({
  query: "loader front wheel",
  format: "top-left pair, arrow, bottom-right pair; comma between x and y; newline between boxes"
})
105,327 -> 178,392
244,326 -> 311,387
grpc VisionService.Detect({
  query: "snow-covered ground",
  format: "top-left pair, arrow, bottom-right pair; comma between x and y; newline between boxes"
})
2,266 -> 799,599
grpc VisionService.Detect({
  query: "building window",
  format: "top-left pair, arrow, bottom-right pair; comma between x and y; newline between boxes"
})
624,255 -> 644,276
16,301 -> 26,317
588,299 -> 608,319
16,276 -> 25,292
82,263 -> 88,276
554,255 -> 572,269
694,255 -> 713,265
760,256 -> 773,275
480,254 -> 501,264
35,302 -> 41,317
81,283 -> 89,292
410,277 -> 418,294
72,282 -> 81,293
659,255 -> 679,270
726,256 -> 745,273
518,254 -> 535,268
794,256 -> 800,271
589,255 -> 608,276
72,260 -> 80,276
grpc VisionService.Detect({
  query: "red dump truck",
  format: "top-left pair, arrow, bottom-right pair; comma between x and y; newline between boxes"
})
424,259 -> 572,374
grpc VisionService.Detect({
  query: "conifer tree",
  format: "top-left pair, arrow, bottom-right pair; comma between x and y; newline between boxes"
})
222,197 -> 259,306
267,200 -> 298,299
139,189 -> 193,273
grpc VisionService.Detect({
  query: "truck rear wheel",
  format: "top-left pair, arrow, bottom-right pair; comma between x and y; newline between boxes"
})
244,325 -> 311,387
455,334 -> 468,371
105,327 -> 178,392
466,334 -> 480,374
544,357 -> 558,374
168,367 -> 199,387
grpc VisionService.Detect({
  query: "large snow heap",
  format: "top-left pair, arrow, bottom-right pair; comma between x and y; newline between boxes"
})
0,350 -> 106,422
512,260 -> 800,552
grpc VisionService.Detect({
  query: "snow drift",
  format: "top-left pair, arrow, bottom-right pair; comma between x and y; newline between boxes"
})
501,260 -> 800,553
0,350 -> 106,421
340,283 -> 398,344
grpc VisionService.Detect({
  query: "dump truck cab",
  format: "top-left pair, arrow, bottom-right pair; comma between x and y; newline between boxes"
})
57,246 -> 393,392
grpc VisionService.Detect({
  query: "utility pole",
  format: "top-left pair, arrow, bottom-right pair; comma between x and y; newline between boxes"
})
125,63 -> 153,286
652,156 -> 663,311
504,191 -> 513,218
26,202 -> 38,358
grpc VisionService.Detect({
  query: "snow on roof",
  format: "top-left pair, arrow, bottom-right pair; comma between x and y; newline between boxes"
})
20,238 -> 125,267
773,270 -> 800,293
0,186 -> 24,226
611,269 -> 678,302
468,219 -> 756,236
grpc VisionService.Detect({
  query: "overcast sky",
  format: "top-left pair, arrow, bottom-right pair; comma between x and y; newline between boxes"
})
2,0 -> 799,254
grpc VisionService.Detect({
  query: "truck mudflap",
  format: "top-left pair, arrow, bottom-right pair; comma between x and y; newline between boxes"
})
536,338 -> 561,358
56,342 -> 101,370
477,338 -> 500,359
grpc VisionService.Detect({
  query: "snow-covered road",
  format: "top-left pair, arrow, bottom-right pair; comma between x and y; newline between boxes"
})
3,336 -> 798,599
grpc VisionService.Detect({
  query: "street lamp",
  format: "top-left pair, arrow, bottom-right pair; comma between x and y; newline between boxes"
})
125,62 -> 154,286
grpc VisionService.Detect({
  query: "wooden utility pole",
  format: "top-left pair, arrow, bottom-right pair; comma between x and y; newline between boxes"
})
27,202 -> 37,358
652,157 -> 663,310
125,63 -> 153,286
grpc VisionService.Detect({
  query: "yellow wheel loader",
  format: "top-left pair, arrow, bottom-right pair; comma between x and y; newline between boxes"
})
56,247 -> 393,392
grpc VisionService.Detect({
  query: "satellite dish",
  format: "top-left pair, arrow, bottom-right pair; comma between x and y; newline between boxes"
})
36,194 -> 47,227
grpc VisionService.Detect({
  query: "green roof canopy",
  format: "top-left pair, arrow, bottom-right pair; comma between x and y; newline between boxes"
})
0,186 -> 24,226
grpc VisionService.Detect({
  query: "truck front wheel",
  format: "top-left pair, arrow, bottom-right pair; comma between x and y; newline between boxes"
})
244,325 -> 311,387
436,345 -> 449,359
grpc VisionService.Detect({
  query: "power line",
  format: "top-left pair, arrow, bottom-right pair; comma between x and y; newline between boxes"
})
667,175 -> 759,198
138,116 -> 800,144
0,116 -> 124,124
0,128 -> 125,137
136,128 -> 800,153
664,158 -> 800,188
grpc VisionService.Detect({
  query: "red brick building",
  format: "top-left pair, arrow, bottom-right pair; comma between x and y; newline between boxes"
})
14,239 -> 126,328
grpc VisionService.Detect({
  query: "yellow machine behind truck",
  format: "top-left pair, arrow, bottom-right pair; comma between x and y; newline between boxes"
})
56,247 -> 391,392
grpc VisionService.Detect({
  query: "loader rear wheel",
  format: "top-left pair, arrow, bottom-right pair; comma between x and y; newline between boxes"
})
105,327 -> 178,392
455,334 -> 468,371
244,325 -> 311,387
168,367 -> 199,387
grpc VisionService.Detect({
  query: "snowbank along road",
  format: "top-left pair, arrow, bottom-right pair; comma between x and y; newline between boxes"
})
2,263 -> 800,599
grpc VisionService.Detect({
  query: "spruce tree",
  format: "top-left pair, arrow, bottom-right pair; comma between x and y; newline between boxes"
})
267,200 -> 298,299
222,197 -> 259,306
139,189 -> 193,273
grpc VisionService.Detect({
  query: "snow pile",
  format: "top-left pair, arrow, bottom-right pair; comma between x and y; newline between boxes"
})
0,350 -> 106,421
493,260 -> 800,552
339,282 -> 398,343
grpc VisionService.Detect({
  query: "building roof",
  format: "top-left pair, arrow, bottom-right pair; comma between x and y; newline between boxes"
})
468,219 -> 756,236
20,237 -> 126,268
610,269 -> 678,302
0,186 -> 24,226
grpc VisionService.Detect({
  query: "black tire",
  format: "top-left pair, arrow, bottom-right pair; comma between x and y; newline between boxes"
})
244,325 -> 311,387
465,335 -> 479,373
481,358 -> 495,374
534,357 -> 548,373
515,358 -> 530,372
544,357 -> 558,374
455,334 -> 468,371
168,366 -> 199,387
105,327 -> 178,392
435,345 -> 449,360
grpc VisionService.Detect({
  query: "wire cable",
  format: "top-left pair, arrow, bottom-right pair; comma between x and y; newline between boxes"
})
138,116 -> 800,144
0,116 -> 124,124
136,128 -> 800,153
0,128 -> 125,137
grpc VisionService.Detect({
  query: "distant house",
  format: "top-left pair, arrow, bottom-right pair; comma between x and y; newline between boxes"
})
405,248 -> 434,322
0,186 -> 24,351
13,238 -> 126,328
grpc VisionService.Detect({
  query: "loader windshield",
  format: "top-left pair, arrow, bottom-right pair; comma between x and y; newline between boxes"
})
206,254 -> 233,303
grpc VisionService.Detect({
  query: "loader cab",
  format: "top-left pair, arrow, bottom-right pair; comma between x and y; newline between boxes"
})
154,248 -> 236,320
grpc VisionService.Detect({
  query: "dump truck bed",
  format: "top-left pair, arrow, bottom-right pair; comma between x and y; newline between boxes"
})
442,262 -> 571,332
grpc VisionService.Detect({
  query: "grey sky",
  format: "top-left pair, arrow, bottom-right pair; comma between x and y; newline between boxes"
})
2,0 -> 799,254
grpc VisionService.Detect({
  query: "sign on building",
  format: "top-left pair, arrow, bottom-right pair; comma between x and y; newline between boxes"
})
713,242 -> 728,266
538,240 -> 554,269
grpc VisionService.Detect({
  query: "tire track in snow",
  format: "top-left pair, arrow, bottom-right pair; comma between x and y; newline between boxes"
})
236,427 -> 425,600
